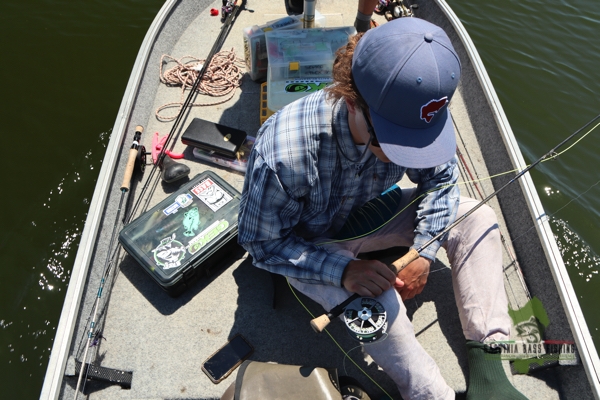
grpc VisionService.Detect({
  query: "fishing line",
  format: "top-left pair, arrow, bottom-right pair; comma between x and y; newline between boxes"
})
286,279 -> 394,400
548,178 -> 600,216
74,126 -> 144,398
301,111 -> 600,375
73,3 -> 249,393
507,177 -> 600,247
316,112 -> 600,248
129,0 -> 247,223
452,114 -> 532,338
455,138 -> 531,322
342,344 -> 363,377
454,114 -> 600,281
299,177 -> 600,386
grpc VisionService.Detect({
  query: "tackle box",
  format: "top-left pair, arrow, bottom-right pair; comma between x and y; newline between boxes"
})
242,12 -> 325,82
265,26 -> 356,110
118,171 -> 241,297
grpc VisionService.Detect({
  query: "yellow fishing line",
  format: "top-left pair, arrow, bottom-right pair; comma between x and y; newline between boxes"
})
286,278 -> 394,399
552,120 -> 600,157
285,119 -> 599,394
317,120 -> 599,246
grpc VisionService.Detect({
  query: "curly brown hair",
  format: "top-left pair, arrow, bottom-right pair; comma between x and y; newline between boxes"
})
326,32 -> 367,111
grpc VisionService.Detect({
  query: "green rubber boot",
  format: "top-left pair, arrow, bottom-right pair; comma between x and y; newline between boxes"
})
466,341 -> 528,400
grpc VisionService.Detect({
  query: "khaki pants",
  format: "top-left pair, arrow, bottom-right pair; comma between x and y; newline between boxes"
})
289,190 -> 511,400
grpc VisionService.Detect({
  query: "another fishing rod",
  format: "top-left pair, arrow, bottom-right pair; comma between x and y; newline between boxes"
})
74,126 -> 144,399
129,0 -> 247,220
311,112 -> 600,334
74,4 -> 247,393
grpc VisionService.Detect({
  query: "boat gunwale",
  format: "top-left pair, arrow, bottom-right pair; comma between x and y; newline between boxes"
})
435,0 -> 600,396
39,1 -> 180,398
40,0 -> 600,398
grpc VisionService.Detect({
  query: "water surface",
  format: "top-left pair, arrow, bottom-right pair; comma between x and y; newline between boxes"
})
0,0 -> 599,398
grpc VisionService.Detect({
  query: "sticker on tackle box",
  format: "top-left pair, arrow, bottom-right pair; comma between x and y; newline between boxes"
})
163,193 -> 194,216
191,177 -> 233,212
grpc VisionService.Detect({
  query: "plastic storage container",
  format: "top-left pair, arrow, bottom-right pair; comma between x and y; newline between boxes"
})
243,12 -> 325,82
265,26 -> 356,111
119,171 -> 241,297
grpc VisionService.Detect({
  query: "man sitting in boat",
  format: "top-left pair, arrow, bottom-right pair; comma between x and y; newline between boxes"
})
238,17 -> 527,400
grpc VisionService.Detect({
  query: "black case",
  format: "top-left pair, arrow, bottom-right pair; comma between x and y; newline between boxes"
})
181,118 -> 247,158
119,171 -> 241,297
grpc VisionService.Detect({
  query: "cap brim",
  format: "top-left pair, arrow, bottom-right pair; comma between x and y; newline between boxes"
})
371,108 -> 456,169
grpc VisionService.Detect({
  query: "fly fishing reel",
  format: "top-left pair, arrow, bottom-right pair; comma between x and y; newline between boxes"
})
376,0 -> 418,20
137,144 -> 147,173
129,126 -> 147,175
343,297 -> 388,343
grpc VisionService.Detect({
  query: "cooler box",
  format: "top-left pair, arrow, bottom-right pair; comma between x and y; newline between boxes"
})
265,26 -> 356,111
119,171 -> 241,297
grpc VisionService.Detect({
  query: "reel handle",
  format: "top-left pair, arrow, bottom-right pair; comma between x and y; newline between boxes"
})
121,126 -> 144,191
309,248 -> 420,333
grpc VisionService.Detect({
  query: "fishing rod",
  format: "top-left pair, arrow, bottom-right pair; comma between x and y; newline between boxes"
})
72,5 -> 249,389
74,126 -> 144,398
129,0 -> 247,220
310,112 -> 600,334
73,5 -> 248,393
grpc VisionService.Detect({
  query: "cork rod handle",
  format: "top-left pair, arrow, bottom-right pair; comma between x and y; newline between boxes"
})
120,125 -> 144,191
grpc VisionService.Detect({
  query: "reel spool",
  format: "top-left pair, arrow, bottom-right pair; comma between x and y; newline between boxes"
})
136,145 -> 147,173
343,297 -> 388,343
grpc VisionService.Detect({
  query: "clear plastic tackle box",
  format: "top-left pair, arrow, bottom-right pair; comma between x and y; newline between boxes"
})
118,171 -> 241,296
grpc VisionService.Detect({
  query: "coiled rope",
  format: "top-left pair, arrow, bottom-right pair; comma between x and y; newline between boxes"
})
156,49 -> 244,121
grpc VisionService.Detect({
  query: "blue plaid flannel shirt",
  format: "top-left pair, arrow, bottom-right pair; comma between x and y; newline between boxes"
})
238,90 -> 459,287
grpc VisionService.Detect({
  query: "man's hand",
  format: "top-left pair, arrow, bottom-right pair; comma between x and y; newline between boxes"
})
394,256 -> 431,300
341,259 -> 402,297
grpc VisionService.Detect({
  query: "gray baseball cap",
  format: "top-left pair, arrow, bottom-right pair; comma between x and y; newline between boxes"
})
352,18 -> 461,168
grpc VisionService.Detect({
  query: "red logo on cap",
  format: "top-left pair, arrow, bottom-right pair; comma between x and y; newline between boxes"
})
420,97 -> 448,123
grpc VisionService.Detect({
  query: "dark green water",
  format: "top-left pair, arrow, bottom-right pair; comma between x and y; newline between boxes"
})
0,0 -> 599,398
450,0 -> 600,349
0,0 -> 165,398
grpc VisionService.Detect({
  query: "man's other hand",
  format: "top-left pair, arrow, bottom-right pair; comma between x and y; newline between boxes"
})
394,257 -> 431,300
341,259 -> 402,297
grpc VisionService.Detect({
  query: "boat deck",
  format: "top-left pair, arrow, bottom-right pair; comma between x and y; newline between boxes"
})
47,0 -> 596,398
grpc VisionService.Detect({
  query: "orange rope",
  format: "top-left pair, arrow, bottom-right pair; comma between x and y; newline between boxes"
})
155,49 -> 244,121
